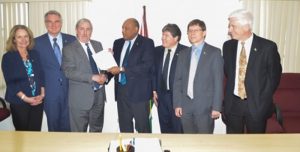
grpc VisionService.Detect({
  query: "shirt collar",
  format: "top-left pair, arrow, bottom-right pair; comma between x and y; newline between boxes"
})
48,33 -> 62,42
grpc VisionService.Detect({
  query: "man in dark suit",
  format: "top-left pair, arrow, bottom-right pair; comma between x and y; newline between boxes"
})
108,18 -> 155,133
34,10 -> 76,132
152,24 -> 187,133
62,18 -> 107,132
173,19 -> 223,133
223,9 -> 282,133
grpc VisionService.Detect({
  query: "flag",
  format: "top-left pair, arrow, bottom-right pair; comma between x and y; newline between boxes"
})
140,5 -> 154,132
140,5 -> 148,37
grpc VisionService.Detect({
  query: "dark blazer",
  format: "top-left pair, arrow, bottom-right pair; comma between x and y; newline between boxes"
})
113,35 -> 155,102
34,33 -> 76,101
153,44 -> 188,95
1,50 -> 44,104
223,34 -> 282,119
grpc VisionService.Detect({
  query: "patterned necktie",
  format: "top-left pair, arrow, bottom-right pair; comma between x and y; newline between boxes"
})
120,41 -> 131,85
162,49 -> 171,90
53,38 -> 62,65
238,42 -> 247,99
86,43 -> 100,90
187,48 -> 199,99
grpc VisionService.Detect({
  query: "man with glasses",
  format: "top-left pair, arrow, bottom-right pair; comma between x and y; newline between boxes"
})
173,19 -> 223,133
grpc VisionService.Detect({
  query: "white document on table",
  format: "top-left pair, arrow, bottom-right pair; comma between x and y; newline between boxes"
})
92,49 -> 117,70
108,138 -> 162,152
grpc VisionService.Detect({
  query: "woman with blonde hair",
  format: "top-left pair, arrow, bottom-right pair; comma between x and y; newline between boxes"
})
1,25 -> 45,131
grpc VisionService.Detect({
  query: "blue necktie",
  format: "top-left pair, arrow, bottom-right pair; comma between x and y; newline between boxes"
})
86,43 -> 100,90
120,41 -> 131,85
187,48 -> 199,99
53,38 -> 62,65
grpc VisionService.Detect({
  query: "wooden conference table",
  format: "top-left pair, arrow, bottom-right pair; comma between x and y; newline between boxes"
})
0,131 -> 299,152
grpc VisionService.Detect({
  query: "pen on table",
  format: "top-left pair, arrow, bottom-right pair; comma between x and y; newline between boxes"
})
119,134 -> 123,152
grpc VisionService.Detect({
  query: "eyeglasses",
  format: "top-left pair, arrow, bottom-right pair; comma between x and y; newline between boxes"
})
187,29 -> 203,33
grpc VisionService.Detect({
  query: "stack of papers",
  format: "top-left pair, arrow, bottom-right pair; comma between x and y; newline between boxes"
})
108,138 -> 162,152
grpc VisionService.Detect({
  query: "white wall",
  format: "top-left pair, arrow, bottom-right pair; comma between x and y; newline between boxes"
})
87,0 -> 242,50
0,0 -> 243,133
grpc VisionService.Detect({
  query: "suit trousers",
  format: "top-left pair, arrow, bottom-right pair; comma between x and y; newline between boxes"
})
181,98 -> 214,133
44,90 -> 70,132
10,103 -> 43,131
158,90 -> 182,133
117,84 -> 150,133
225,96 -> 267,133
69,88 -> 105,132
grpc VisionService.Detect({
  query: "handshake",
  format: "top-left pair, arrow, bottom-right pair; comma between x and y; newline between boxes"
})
107,66 -> 124,75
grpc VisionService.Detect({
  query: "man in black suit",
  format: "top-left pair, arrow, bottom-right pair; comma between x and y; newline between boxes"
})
108,18 -> 155,133
223,9 -> 282,133
152,24 -> 187,133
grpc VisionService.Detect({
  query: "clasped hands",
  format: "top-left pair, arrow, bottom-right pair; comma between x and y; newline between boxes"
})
23,94 -> 44,106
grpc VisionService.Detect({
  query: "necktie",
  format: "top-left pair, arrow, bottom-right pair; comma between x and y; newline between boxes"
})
120,41 -> 131,85
238,42 -> 247,99
86,43 -> 100,90
187,48 -> 199,99
162,49 -> 171,91
53,38 -> 62,65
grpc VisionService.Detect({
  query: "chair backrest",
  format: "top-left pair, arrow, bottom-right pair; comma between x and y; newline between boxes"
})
273,73 -> 300,113
0,97 -> 10,121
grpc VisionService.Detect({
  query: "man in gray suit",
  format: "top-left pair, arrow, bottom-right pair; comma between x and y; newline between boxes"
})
62,18 -> 107,132
173,19 -> 223,133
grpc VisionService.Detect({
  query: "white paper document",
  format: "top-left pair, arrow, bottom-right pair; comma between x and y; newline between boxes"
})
108,138 -> 162,152
92,49 -> 117,70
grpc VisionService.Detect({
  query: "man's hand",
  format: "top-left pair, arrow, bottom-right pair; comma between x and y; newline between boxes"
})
107,66 -> 121,75
92,74 -> 107,85
175,107 -> 183,118
211,110 -> 221,119
152,91 -> 158,107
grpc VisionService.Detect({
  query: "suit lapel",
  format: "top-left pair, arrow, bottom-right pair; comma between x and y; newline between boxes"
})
169,45 -> 181,90
247,34 -> 260,71
114,40 -> 125,66
75,40 -> 90,65
158,47 -> 165,75
90,40 -> 100,53
195,43 -> 208,75
61,34 -> 69,47
129,35 -> 141,59
230,40 -> 238,79
170,45 -> 181,73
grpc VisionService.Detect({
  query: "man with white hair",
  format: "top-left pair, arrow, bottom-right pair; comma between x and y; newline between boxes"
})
222,9 -> 282,133
62,18 -> 107,132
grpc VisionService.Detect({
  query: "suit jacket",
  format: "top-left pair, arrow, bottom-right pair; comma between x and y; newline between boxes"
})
173,42 -> 224,112
1,50 -> 44,104
112,35 -> 155,102
223,34 -> 282,119
34,33 -> 76,102
62,40 -> 106,110
153,43 -> 188,96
